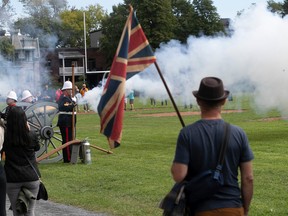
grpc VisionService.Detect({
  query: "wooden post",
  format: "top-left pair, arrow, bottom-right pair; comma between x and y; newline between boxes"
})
72,64 -> 75,140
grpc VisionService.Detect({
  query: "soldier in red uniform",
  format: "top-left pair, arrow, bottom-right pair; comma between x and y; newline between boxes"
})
57,81 -> 77,163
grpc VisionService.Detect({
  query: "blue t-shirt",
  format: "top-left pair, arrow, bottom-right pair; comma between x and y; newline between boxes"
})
128,91 -> 134,100
173,119 -> 254,211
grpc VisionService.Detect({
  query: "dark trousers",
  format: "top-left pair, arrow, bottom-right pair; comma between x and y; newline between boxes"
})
60,126 -> 73,163
0,163 -> 6,216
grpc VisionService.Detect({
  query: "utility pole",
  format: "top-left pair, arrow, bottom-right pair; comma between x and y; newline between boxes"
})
83,12 -> 87,83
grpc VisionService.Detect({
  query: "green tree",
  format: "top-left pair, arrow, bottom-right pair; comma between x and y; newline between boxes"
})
19,0 -> 67,17
0,0 -> 13,29
172,0 -> 198,43
100,1 -> 176,64
100,4 -> 128,64
14,0 -> 68,47
266,0 -> 288,17
192,0 -> 224,36
59,9 -> 85,47
267,0 -> 284,15
0,36 -> 14,60
86,4 -> 107,31
100,0 -> 225,63
59,4 -> 107,48
126,0 -> 176,49
282,0 -> 288,16
14,1 -> 106,48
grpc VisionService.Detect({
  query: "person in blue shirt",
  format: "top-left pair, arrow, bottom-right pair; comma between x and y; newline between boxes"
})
128,90 -> 135,110
171,77 -> 254,216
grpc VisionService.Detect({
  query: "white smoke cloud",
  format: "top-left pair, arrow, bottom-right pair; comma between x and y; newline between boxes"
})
86,3 -> 288,115
82,86 -> 103,111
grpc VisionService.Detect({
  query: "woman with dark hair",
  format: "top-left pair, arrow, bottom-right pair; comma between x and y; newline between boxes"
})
0,119 -> 6,215
3,106 -> 41,216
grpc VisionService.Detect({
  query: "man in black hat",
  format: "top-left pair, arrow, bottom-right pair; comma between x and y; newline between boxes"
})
171,77 -> 254,216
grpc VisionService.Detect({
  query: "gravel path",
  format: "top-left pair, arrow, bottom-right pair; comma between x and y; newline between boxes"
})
6,196 -> 108,216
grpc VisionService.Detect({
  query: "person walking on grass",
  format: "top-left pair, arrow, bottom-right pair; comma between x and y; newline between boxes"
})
128,89 -> 135,110
171,77 -> 254,216
80,83 -> 89,112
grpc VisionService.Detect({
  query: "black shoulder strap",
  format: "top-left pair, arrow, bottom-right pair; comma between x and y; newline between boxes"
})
217,122 -> 231,167
23,151 -> 40,179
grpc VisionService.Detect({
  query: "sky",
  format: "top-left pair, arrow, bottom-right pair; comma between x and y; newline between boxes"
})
77,0 -> 269,18
11,0 -> 277,19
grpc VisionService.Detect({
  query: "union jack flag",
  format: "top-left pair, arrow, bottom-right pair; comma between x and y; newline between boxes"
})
97,6 -> 156,149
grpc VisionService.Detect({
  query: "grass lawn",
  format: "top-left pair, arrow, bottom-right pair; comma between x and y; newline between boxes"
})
18,96 -> 288,215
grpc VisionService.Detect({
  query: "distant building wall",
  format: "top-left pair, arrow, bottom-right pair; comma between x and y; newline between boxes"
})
90,30 -> 103,48
0,30 -> 41,91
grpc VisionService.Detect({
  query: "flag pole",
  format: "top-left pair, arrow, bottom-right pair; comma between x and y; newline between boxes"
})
154,61 -> 185,127
72,64 -> 75,140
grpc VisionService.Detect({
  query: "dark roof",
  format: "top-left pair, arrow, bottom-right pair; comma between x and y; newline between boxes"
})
58,51 -> 84,59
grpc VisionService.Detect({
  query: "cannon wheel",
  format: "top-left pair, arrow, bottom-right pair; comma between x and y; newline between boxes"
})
24,101 -> 63,163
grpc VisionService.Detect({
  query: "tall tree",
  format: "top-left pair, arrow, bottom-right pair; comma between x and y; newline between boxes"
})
86,4 -> 107,31
19,0 -> 67,17
192,0 -> 224,36
126,0 -> 176,49
100,4 -> 128,64
13,0 -> 68,47
100,1 -> 176,64
59,9 -> 86,48
172,0 -> 198,43
267,0 -> 284,15
59,4 -> 107,48
0,0 -> 13,29
0,36 -> 14,60
13,1 -> 107,48
282,0 -> 288,16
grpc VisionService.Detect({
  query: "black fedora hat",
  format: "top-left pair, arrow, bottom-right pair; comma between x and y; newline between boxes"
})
192,77 -> 229,101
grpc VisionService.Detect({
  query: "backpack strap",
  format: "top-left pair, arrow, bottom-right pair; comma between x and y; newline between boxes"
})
216,122 -> 231,170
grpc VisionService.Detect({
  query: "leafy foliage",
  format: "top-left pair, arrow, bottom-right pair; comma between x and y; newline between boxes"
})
126,0 -> 176,49
100,4 -> 129,64
59,5 -> 108,48
14,0 -> 66,48
267,0 -> 285,16
0,0 -> 13,28
100,0 -> 225,64
192,0 -> 224,36
172,0 -> 198,43
267,0 -> 288,17
59,9 -> 85,48
13,1 -> 107,48
0,36 -> 14,60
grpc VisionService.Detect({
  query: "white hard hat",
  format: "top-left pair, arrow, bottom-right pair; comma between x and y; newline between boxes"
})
7,91 -> 17,101
62,81 -> 73,90
21,90 -> 33,101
